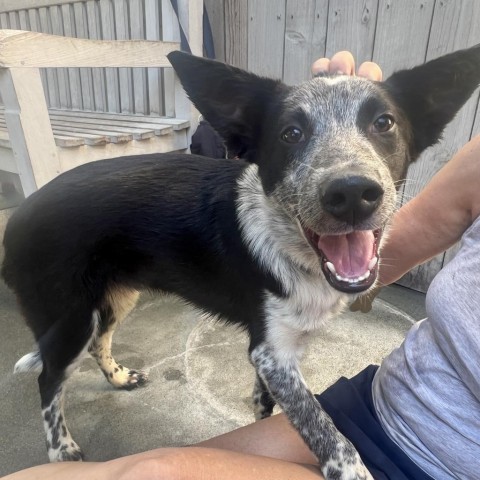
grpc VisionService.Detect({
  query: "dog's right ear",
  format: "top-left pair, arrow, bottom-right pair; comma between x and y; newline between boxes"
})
168,52 -> 285,158
384,44 -> 480,158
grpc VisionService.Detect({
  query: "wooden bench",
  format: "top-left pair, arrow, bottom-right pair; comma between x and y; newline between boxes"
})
0,29 -> 197,197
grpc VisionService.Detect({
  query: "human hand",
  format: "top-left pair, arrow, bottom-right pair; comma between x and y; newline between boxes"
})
311,51 -> 383,81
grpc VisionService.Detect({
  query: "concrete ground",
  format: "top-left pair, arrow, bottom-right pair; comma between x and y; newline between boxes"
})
0,211 -> 427,476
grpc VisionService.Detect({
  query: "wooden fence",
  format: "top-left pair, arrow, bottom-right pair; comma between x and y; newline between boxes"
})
205,0 -> 480,292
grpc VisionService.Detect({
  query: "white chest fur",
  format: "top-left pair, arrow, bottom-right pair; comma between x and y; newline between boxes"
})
236,166 -> 350,365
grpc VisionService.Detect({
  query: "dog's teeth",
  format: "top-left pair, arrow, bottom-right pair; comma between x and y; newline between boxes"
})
359,270 -> 371,281
335,269 -> 372,284
368,257 -> 378,270
326,262 -> 336,274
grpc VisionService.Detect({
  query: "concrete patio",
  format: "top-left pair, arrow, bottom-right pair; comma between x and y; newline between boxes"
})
0,213 -> 426,476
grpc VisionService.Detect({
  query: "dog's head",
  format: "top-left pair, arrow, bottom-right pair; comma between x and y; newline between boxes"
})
168,47 -> 480,294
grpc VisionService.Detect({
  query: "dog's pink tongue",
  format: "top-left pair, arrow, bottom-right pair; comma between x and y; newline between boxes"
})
318,231 -> 375,278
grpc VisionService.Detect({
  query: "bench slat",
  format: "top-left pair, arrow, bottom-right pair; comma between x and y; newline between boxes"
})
0,122 -> 85,147
0,30 -> 180,68
49,112 -> 174,136
47,108 -> 190,130
51,123 -> 155,142
0,107 -> 188,147
51,135 -> 86,147
50,122 -> 134,143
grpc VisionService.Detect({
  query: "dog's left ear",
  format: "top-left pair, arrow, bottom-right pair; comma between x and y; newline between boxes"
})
168,51 -> 285,159
384,44 -> 480,157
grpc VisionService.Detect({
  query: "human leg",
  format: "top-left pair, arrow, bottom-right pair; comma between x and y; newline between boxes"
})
1,447 -> 324,480
197,412 -> 319,466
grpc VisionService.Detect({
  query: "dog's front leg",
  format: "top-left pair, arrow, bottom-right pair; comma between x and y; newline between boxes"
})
250,343 -> 372,480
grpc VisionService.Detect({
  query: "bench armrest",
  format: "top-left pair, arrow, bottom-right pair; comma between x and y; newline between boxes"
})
0,30 -> 180,68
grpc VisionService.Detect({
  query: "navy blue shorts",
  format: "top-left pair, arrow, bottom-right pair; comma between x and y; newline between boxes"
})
315,365 -> 434,480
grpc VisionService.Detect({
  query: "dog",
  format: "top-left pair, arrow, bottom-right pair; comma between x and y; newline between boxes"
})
2,45 -> 480,480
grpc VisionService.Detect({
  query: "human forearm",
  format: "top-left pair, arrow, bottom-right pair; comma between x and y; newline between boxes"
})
378,137 -> 480,286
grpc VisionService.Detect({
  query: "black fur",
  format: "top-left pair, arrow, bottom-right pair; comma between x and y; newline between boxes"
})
3,45 -> 480,479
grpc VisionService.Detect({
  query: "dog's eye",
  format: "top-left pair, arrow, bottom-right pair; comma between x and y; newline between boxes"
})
372,114 -> 395,133
281,127 -> 304,144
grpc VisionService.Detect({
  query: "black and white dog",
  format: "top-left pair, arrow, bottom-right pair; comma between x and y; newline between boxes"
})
2,46 -> 480,479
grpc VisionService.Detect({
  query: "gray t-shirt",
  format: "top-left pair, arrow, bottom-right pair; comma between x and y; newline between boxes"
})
373,215 -> 480,479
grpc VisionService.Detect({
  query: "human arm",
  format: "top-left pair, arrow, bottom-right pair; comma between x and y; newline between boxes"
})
377,135 -> 480,285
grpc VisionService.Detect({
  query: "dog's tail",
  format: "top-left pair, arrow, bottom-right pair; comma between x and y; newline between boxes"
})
14,351 -> 43,373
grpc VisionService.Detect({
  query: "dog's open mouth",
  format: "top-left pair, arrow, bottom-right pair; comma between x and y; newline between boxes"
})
302,226 -> 380,293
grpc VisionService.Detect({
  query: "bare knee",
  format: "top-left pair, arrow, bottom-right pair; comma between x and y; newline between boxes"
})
115,450 -> 197,480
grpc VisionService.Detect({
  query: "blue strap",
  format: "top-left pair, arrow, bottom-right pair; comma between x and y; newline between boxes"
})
202,5 -> 215,59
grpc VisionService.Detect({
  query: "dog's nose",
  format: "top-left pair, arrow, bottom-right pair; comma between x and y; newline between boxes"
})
322,176 -> 384,225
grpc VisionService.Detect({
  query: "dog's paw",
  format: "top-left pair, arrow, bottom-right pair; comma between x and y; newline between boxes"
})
121,369 -> 149,390
48,440 -> 84,462
252,375 -> 276,420
103,365 -> 149,389
253,397 -> 273,421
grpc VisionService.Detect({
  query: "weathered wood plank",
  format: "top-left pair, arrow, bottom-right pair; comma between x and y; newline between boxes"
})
39,7 -> 60,108
49,128 -> 108,145
130,0 -> 148,114
224,0 -> 248,68
61,4 -> 83,109
114,0 -> 134,113
162,0 -> 182,118
47,112 -> 175,136
8,11 -> 19,29
73,2 -> 95,110
17,10 -> 30,30
205,0 -> 225,61
1,1 -> 84,14
0,30 -> 180,68
86,0 -> 107,111
0,13 -> 9,29
284,0 -> 328,85
0,67 -> 61,194
101,0 -> 121,113
51,122 -> 169,140
372,0 -> 435,77
49,5 -> 71,108
49,122 -> 133,143
26,8 -> 51,106
52,135 -> 86,147
325,0 -> 378,64
46,108 -> 190,130
248,0 -> 286,78
145,0 -> 164,114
